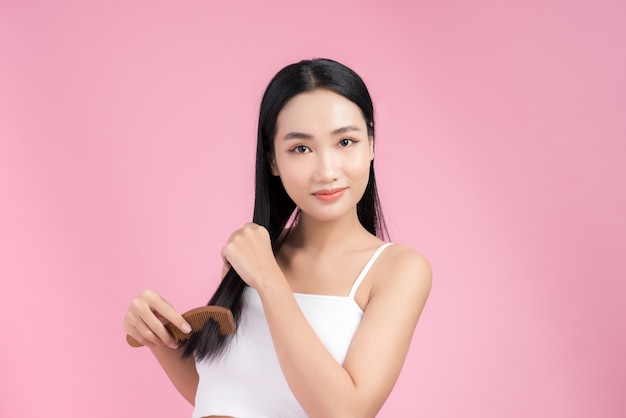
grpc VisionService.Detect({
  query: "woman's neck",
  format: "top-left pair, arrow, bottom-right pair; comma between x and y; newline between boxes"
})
286,210 -> 374,254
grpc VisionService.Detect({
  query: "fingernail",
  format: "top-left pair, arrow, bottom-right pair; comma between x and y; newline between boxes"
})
182,323 -> 192,333
170,343 -> 179,349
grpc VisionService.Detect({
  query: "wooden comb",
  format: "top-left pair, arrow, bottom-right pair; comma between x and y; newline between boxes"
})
126,305 -> 236,348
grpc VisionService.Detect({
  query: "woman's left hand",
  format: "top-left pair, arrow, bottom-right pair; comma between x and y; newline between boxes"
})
221,223 -> 284,289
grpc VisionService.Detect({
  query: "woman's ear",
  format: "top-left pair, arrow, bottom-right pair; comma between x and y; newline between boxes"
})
369,137 -> 375,161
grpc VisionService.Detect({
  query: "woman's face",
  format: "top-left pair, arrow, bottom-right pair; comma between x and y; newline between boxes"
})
271,88 -> 374,223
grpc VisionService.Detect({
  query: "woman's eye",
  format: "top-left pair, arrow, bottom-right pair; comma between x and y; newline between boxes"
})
290,145 -> 310,154
338,138 -> 356,147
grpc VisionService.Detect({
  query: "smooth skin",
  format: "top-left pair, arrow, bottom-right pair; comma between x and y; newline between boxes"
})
122,89 -> 432,417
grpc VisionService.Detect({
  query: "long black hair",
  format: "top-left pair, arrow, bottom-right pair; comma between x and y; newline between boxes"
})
183,58 -> 388,361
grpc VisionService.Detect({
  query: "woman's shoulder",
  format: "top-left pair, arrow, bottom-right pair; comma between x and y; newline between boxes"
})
385,242 -> 430,265
373,243 -> 432,297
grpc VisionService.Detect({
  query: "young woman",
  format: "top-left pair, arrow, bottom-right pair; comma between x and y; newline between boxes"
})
122,58 -> 432,417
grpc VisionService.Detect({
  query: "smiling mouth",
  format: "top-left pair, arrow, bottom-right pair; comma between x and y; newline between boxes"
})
312,188 -> 347,201
313,188 -> 346,195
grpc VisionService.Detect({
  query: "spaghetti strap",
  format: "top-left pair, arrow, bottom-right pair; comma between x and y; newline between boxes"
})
348,242 -> 394,300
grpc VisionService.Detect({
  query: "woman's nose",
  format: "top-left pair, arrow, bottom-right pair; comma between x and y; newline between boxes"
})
314,149 -> 339,183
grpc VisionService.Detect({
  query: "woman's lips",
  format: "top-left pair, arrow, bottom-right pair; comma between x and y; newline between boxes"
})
312,188 -> 346,202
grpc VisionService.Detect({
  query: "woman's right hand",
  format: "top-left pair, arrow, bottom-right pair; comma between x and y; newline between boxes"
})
122,289 -> 192,349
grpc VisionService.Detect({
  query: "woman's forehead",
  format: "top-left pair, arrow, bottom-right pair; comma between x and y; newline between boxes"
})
276,89 -> 366,134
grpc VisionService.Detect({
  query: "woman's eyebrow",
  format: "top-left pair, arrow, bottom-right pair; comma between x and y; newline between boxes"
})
283,131 -> 313,140
331,125 -> 361,136
282,125 -> 361,141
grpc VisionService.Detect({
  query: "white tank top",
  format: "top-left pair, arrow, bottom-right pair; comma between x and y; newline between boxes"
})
193,242 -> 393,418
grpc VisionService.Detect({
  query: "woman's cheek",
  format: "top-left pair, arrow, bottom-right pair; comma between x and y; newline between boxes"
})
344,151 -> 371,177
278,162 -> 309,201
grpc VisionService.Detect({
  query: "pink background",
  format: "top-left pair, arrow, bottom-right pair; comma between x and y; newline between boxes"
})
1,0 -> 624,416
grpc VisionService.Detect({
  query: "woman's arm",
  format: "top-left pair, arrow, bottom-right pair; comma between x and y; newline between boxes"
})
149,344 -> 198,405
222,224 -> 432,417
262,245 -> 431,417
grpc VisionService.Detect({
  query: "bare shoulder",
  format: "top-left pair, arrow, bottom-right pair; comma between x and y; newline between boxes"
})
371,243 -> 432,300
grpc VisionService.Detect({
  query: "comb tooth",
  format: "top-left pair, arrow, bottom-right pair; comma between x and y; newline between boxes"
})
208,311 -> 231,335
165,324 -> 191,341
164,307 -> 236,342
213,311 -> 236,335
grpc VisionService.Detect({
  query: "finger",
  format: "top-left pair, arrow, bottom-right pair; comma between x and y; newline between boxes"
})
124,310 -> 161,347
139,310 -> 178,348
246,222 -> 269,241
128,295 -> 178,347
246,222 -> 266,233
226,227 -> 244,243
127,322 -> 158,348
142,291 -> 192,336
221,245 -> 234,266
